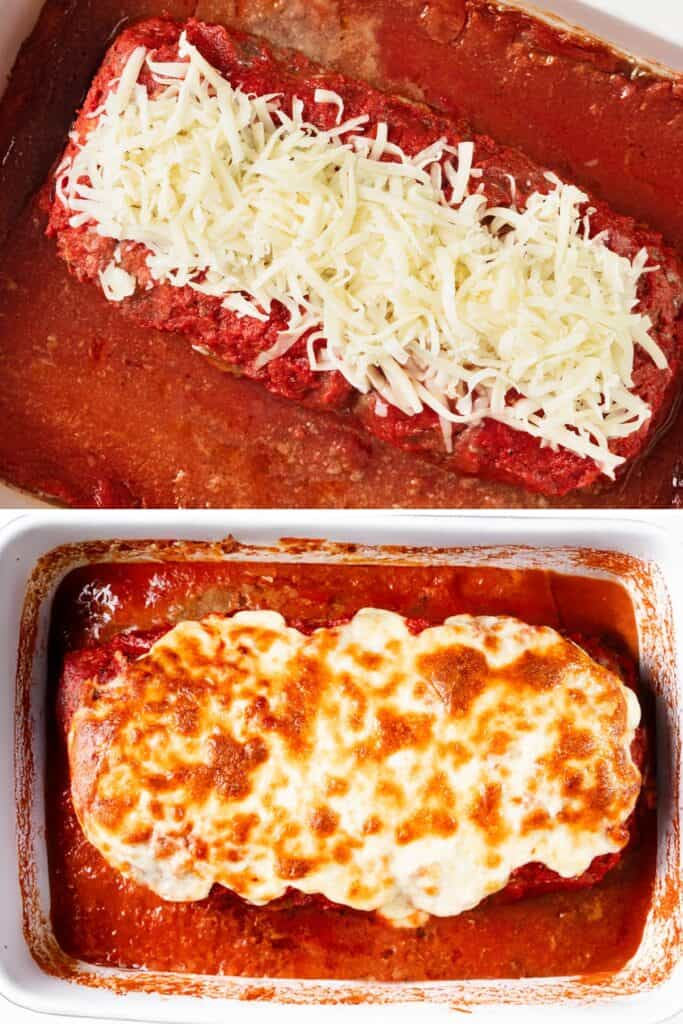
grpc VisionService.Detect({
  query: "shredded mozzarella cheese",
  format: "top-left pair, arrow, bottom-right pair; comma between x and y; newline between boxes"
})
56,33 -> 667,474
99,261 -> 136,301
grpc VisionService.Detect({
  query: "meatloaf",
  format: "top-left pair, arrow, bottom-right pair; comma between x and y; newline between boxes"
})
57,614 -> 647,916
45,17 -> 683,496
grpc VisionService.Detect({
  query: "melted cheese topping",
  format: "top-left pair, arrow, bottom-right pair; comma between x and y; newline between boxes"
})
68,610 -> 641,926
54,32 -> 667,476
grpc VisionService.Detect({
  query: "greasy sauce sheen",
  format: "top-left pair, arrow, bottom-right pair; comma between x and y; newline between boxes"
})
46,560 -> 657,980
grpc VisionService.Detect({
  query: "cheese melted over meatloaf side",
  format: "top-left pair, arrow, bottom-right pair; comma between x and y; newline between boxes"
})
64,609 -> 642,927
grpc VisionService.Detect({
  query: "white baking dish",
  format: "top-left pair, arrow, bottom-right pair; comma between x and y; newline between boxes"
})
1,0 -> 683,509
0,510 -> 680,1022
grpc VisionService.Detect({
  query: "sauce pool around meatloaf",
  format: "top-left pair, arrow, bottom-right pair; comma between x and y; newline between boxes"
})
45,17 -> 683,498
49,620 -> 654,975
45,560 -> 657,980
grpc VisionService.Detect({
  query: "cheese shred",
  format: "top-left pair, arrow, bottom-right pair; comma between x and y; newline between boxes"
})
56,32 -> 667,474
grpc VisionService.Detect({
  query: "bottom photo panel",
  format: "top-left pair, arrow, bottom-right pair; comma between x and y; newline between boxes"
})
0,511 -> 680,1024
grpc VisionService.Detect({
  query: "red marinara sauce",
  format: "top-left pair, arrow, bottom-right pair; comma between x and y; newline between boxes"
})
46,560 -> 657,980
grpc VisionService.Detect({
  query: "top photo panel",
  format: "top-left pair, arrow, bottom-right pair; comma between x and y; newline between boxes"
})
1,0 -> 682,510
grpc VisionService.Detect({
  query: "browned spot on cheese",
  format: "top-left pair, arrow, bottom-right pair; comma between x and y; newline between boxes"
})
280,821 -> 302,841
425,770 -> 454,802
558,695 -> 636,837
274,653 -> 325,754
362,815 -> 383,835
231,625 -> 282,654
558,757 -> 635,837
521,808 -> 552,834
440,739 -> 471,768
375,778 -> 405,806
488,730 -> 513,755
190,836 -> 209,861
310,806 -> 339,836
277,856 -> 313,880
375,708 -> 433,755
154,835 -> 179,860
396,808 -> 458,844
141,643 -> 183,679
333,840 -> 353,864
68,712 -> 125,815
210,734 -> 268,801
417,645 -> 489,716
325,775 -> 349,796
173,689 -> 200,735
339,676 -> 367,730
544,719 -> 599,773
564,770 -> 585,795
91,792 -> 134,830
504,644 -> 576,691
125,825 -> 153,845
348,880 -> 375,902
469,783 -> 508,844
352,648 -> 385,671
230,812 -> 260,845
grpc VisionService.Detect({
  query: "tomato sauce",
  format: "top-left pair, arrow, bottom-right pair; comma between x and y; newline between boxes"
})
2,1 -> 683,508
46,559 -> 657,980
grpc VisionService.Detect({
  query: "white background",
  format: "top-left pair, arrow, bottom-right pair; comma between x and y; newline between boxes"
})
1,0 -> 683,1021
